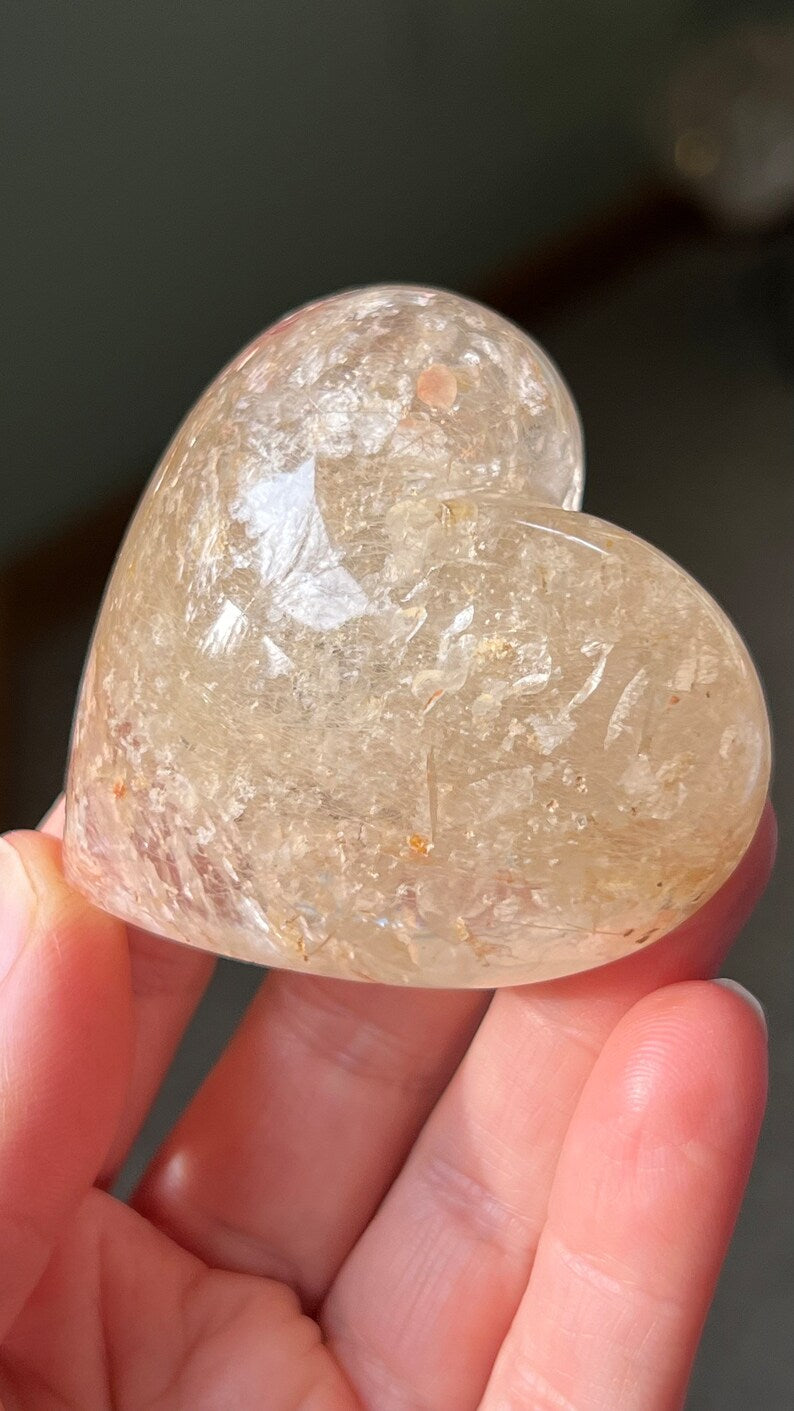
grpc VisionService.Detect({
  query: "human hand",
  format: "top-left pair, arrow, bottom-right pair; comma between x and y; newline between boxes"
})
0,798 -> 774,1410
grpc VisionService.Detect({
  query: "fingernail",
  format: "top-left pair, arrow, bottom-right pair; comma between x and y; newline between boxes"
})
0,838 -> 36,985
715,977 -> 767,1029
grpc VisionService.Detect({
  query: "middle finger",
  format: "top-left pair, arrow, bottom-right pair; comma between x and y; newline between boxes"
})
135,969 -> 489,1307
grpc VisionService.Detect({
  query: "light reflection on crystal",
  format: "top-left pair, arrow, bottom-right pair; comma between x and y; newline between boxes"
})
63,287 -> 768,986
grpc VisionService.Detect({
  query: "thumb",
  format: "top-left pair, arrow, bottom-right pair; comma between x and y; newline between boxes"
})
0,831 -> 133,1335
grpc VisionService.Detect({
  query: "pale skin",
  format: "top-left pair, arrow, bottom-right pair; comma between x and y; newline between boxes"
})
0,797 -> 774,1411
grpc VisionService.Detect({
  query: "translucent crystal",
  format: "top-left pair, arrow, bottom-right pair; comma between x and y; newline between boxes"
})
63,287 -> 769,986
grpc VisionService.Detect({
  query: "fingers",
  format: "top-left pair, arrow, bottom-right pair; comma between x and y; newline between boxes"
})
135,975 -> 489,1307
321,804 -> 775,1411
0,832 -> 133,1336
479,979 -> 767,1411
99,923 -> 216,1180
40,798 -> 216,1180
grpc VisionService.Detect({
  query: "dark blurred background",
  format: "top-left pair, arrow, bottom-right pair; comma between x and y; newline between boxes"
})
1,5 -> 792,1406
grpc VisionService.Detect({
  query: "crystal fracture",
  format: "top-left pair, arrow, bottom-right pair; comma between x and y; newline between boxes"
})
64,287 -> 769,985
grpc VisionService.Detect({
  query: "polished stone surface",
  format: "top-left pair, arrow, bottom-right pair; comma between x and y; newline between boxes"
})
11,240 -> 780,1404
63,287 -> 769,985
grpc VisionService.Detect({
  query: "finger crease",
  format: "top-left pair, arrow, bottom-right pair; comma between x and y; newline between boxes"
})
543,1226 -> 688,1317
417,1147 -> 536,1261
274,990 -> 449,1093
499,1352 -> 584,1411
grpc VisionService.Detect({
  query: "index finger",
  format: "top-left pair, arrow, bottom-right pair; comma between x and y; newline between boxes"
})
479,979 -> 767,1411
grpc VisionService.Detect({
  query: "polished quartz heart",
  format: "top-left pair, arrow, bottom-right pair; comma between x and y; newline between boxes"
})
63,286 -> 769,986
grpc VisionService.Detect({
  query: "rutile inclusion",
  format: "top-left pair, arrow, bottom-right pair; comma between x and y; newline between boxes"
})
63,286 -> 770,986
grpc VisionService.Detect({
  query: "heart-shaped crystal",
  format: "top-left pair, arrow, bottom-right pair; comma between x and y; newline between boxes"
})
63,287 -> 768,986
